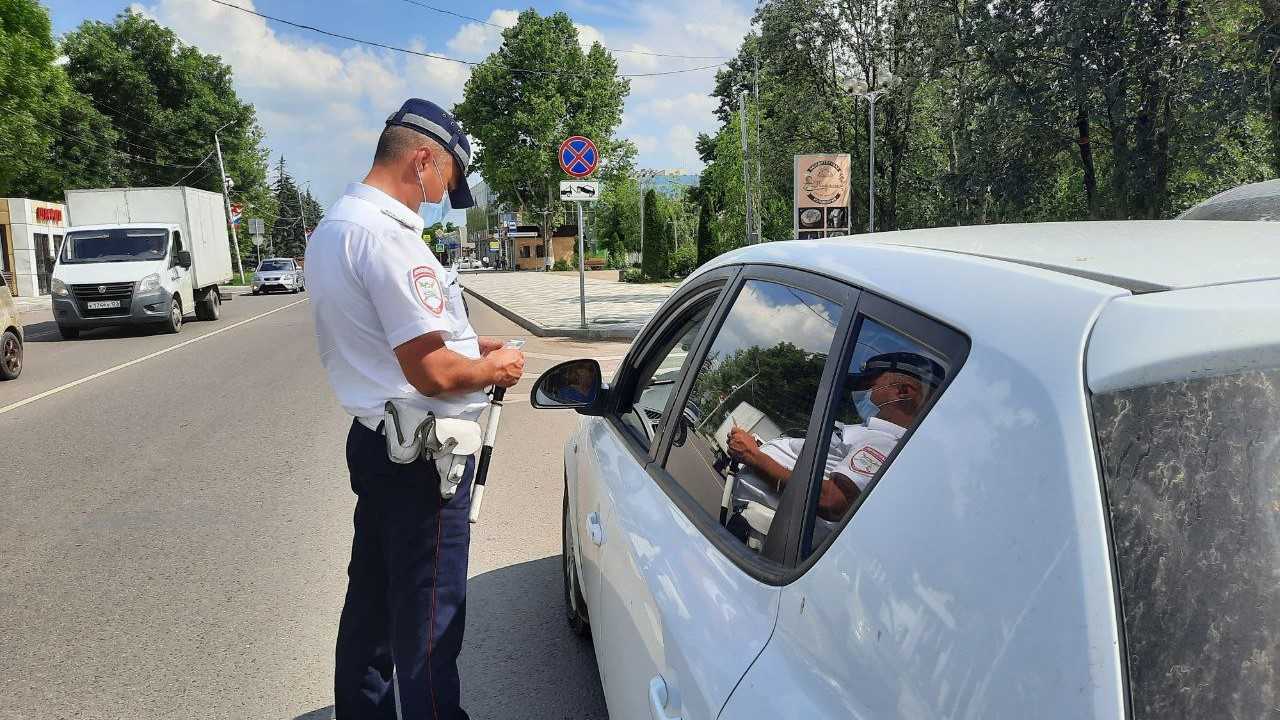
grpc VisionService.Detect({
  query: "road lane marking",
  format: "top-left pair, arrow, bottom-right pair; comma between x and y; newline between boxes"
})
0,298 -> 309,417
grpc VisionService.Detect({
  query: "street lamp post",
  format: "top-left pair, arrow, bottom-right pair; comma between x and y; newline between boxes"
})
637,168 -> 661,270
852,89 -> 887,233
841,74 -> 893,234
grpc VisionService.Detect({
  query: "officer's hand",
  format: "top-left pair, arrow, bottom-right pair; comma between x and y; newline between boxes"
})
487,348 -> 525,387
478,336 -> 505,356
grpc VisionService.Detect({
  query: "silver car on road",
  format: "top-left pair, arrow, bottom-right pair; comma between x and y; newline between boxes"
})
251,258 -> 304,295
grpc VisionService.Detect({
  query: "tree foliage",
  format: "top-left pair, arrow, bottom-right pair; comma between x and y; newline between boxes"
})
61,11 -> 267,197
0,0 -> 120,198
640,188 -> 668,278
696,0 -> 1276,254
455,9 -> 630,254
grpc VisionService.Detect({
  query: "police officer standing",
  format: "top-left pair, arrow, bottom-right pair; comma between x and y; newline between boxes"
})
305,98 -> 524,720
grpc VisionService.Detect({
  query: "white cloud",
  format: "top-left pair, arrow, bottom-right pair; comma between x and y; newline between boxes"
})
446,10 -> 518,57
131,0 -> 752,218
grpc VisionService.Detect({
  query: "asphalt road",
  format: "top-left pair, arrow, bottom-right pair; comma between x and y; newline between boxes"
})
0,289 -> 625,719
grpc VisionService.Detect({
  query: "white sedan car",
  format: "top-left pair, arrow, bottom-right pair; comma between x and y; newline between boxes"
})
531,221 -> 1280,720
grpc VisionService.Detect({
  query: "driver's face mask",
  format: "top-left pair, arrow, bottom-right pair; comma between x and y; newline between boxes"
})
416,153 -> 453,227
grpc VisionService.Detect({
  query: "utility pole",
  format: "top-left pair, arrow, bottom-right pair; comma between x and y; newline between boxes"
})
295,183 -> 308,255
753,55 -> 763,243
739,92 -> 757,244
213,129 -> 244,279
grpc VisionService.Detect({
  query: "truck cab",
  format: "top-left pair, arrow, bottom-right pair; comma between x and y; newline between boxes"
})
51,223 -> 209,338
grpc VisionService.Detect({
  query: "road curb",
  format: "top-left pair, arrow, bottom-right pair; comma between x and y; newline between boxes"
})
462,286 -> 640,341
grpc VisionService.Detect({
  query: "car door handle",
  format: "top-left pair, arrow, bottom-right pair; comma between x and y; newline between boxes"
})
649,675 -> 681,720
586,511 -> 604,546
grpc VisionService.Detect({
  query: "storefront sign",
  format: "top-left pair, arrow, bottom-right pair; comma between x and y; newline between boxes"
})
793,154 -> 851,239
35,207 -> 63,224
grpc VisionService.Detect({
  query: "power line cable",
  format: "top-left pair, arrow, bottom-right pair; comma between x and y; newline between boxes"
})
394,0 -> 732,60
0,103 -> 212,170
204,0 -> 724,78
170,149 -> 219,186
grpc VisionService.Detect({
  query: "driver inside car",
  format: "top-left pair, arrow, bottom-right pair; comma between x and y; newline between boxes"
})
727,352 -> 942,521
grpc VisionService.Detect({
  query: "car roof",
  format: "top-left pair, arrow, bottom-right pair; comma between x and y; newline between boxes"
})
1178,180 -> 1280,222
720,221 -> 1279,294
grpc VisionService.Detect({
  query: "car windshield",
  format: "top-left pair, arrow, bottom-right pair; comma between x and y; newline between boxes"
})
258,260 -> 293,271
1092,366 -> 1280,718
60,229 -> 168,264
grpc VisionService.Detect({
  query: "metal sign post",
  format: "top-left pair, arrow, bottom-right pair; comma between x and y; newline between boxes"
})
558,137 -> 600,329
576,202 -> 587,328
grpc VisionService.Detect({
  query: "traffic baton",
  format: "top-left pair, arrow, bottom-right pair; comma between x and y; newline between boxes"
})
469,338 -> 523,523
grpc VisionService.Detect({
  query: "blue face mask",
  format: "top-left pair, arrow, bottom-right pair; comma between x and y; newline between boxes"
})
854,391 -> 879,423
416,160 -> 452,227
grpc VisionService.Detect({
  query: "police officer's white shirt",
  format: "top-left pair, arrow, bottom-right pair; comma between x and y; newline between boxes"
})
757,417 -> 905,490
305,182 -> 487,423
830,417 -> 906,489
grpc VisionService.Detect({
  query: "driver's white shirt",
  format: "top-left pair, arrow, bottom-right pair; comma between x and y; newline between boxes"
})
758,417 -> 906,490
305,182 -> 487,422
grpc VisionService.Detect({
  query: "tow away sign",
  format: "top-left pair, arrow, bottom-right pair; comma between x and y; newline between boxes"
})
560,181 -> 600,202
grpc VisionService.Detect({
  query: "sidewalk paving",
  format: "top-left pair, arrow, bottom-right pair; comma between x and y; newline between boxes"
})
460,271 -> 678,340
12,295 -> 51,314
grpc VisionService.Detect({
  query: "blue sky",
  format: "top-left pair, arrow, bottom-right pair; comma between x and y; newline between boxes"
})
45,0 -> 753,225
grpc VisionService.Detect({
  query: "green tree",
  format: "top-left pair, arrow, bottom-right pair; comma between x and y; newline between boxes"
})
640,188 -> 668,279
61,11 -> 268,197
455,9 -> 630,262
695,194 -> 714,267
270,156 -> 305,258
0,0 -> 120,198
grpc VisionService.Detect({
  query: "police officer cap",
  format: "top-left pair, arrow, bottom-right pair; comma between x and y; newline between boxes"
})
386,98 -> 476,209
851,351 -> 944,390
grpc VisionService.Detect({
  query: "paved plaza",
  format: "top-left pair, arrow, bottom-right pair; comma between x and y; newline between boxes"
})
460,270 -> 677,339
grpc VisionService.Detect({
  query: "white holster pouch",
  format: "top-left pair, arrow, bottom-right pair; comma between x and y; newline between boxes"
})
383,400 -> 483,500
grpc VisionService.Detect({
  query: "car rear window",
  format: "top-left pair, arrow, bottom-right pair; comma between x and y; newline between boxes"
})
1092,367 -> 1280,718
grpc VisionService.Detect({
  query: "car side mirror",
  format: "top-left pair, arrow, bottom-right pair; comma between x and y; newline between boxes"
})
531,359 -> 607,415
177,250 -> 192,269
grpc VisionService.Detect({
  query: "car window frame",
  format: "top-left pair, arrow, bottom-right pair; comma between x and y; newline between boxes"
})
603,265 -> 739,469
642,264 -> 860,585
788,290 -> 971,570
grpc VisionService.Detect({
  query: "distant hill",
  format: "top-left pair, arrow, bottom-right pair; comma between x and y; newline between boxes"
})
651,174 -> 700,194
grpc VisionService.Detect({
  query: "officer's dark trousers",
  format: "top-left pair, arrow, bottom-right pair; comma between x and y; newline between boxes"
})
336,419 -> 472,720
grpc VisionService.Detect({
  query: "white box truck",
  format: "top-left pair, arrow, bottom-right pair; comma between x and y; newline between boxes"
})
52,187 -> 234,338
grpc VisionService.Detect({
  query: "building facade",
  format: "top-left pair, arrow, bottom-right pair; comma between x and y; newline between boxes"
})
0,198 -> 69,296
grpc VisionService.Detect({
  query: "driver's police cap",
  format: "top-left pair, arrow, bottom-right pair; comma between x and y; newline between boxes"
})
386,98 -> 475,209
851,351 -> 944,390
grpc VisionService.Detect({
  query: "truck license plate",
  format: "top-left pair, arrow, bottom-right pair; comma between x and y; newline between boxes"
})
86,300 -> 121,310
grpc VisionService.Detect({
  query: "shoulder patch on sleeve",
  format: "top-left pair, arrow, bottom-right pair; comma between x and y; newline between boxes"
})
411,266 -> 445,316
846,445 -> 888,477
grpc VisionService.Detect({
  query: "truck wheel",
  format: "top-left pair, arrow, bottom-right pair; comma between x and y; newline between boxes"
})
162,296 -> 183,334
0,329 -> 21,380
196,288 -> 221,321
57,324 -> 80,340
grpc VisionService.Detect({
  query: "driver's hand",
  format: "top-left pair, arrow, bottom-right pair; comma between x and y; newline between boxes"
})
727,427 -> 760,463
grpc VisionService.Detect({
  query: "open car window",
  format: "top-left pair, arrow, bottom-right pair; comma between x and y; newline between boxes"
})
662,279 -> 844,556
618,304 -> 712,451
